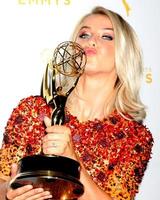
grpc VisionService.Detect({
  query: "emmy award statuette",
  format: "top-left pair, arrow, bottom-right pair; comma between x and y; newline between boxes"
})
10,41 -> 87,200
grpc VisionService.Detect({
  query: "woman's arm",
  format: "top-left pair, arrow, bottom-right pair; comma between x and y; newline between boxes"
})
0,178 -> 9,200
79,163 -> 112,200
0,96 -> 53,200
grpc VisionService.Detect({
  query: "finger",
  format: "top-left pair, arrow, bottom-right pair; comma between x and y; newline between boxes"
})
44,116 -> 51,127
43,141 -> 68,155
43,140 -> 67,148
45,125 -> 70,135
43,132 -> 70,142
7,185 -> 33,200
10,163 -> 18,178
20,188 -> 52,200
29,191 -> 52,200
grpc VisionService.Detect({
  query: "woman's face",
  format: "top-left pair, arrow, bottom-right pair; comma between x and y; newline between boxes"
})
75,14 -> 115,76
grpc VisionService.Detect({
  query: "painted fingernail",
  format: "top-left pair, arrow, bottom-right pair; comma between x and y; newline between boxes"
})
36,188 -> 44,192
46,195 -> 52,199
44,191 -> 51,195
26,185 -> 33,189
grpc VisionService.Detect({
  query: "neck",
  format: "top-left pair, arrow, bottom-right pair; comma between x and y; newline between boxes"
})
67,72 -> 117,121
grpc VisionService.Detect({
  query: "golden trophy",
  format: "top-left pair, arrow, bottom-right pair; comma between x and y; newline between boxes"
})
10,41 -> 87,200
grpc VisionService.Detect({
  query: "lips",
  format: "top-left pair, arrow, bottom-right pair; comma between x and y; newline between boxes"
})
84,47 -> 97,56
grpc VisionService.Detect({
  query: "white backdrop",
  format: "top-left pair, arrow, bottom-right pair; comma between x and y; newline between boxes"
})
0,1 -> 159,199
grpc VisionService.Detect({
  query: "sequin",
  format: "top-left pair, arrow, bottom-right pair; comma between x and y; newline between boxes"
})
114,131 -> 125,139
82,152 -> 92,162
97,171 -> 106,181
99,139 -> 109,148
134,144 -> 143,153
14,115 -> 23,124
109,116 -> 118,124
26,143 -> 33,154
108,163 -> 115,170
73,133 -> 81,142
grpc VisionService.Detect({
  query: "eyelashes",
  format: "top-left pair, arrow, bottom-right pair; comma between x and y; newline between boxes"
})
79,33 -> 91,39
102,35 -> 113,41
78,32 -> 114,41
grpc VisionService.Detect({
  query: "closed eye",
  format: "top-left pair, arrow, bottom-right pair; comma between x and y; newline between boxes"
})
79,33 -> 91,39
102,35 -> 113,41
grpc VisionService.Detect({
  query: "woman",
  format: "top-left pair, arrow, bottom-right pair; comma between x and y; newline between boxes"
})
0,6 -> 153,200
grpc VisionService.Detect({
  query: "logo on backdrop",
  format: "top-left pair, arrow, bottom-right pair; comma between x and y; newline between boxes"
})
17,0 -> 131,14
144,67 -> 153,84
122,0 -> 131,16
18,0 -> 71,6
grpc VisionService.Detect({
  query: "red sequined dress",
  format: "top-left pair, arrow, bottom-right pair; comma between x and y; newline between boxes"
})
0,96 -> 153,200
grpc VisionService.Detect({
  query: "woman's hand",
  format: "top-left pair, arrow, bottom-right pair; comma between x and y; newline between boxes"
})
6,164 -> 52,200
42,117 -> 77,160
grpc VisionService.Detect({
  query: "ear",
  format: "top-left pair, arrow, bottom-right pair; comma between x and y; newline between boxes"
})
44,116 -> 51,127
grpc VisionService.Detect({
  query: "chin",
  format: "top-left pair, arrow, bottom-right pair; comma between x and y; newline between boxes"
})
83,70 -> 103,76
84,67 -> 97,75
85,62 -> 97,71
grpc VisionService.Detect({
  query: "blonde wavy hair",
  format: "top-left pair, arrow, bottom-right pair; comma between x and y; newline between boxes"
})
71,6 -> 146,122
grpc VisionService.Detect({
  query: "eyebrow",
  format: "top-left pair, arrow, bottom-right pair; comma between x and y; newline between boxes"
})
79,26 -> 114,31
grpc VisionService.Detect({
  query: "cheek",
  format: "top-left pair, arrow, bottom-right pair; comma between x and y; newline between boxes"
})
101,44 -> 114,56
75,37 -> 80,44
99,47 -> 115,68
75,38 -> 85,48
100,46 -> 114,63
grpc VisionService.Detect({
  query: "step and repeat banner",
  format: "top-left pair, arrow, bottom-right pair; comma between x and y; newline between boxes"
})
0,1 -> 159,199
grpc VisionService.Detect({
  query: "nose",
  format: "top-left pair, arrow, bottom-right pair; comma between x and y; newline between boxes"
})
88,36 -> 97,47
